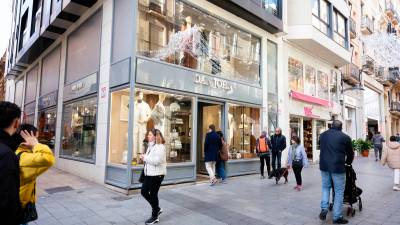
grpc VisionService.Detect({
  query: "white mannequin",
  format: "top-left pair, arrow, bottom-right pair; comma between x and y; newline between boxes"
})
121,132 -> 129,164
228,112 -> 235,146
133,91 -> 151,163
152,94 -> 166,133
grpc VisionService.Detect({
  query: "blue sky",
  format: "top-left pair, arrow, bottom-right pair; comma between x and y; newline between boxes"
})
0,0 -> 13,55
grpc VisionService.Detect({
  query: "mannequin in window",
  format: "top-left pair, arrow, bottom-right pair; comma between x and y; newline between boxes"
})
133,91 -> 151,164
180,16 -> 198,69
152,94 -> 166,133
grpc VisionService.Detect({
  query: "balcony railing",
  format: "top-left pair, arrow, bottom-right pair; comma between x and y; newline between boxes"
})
387,1 -> 395,18
361,16 -> 374,35
341,63 -> 360,84
362,55 -> 375,75
391,102 -> 400,112
388,67 -> 400,83
350,17 -> 357,39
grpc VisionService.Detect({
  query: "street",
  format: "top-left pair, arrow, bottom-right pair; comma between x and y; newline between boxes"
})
32,156 -> 400,225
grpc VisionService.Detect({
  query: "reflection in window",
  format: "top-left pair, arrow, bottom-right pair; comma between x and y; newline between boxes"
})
228,105 -> 260,160
61,97 -> 97,162
312,0 -> 330,34
333,10 -> 346,47
305,65 -> 316,96
316,120 -> 326,150
318,71 -> 329,99
108,88 -> 192,165
37,109 -> 57,150
288,57 -> 304,92
137,0 -> 261,84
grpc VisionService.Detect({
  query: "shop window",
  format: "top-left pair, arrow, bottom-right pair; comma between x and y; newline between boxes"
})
61,97 -> 97,162
290,117 -> 301,139
25,66 -> 38,104
316,120 -> 327,150
288,57 -> 304,92
108,88 -> 192,165
37,109 -> 57,150
41,46 -> 61,96
267,41 -> 278,135
268,94 -> 278,136
14,79 -> 24,107
137,0 -> 261,84
228,105 -> 260,160
317,70 -> 329,100
304,65 -> 316,96
330,70 -> 339,102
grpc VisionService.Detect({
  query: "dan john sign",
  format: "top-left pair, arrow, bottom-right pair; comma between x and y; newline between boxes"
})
194,74 -> 233,92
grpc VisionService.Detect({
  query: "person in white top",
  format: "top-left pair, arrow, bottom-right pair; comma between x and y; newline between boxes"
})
140,129 -> 167,225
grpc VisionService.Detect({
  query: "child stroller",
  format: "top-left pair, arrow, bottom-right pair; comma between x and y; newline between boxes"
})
329,165 -> 363,217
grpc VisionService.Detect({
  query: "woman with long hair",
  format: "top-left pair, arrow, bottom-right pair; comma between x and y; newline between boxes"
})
140,129 -> 167,224
287,136 -> 308,191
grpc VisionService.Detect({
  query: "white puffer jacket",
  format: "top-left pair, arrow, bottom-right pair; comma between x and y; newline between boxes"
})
144,142 -> 167,176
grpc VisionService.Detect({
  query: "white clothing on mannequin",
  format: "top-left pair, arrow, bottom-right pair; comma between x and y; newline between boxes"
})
133,99 -> 151,162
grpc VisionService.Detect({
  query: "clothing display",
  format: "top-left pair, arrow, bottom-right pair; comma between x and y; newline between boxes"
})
133,94 -> 152,163
151,96 -> 166,133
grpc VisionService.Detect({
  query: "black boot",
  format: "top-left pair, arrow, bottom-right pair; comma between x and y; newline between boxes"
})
319,209 -> 328,221
333,217 -> 348,224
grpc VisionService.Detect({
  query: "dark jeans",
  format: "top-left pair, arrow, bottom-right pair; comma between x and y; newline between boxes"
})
374,145 -> 382,160
141,175 -> 164,217
259,154 -> 271,177
292,164 -> 303,185
216,160 -> 226,180
271,151 -> 282,171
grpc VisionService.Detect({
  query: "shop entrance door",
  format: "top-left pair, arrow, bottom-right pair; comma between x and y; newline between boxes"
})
303,119 -> 313,159
196,101 -> 223,179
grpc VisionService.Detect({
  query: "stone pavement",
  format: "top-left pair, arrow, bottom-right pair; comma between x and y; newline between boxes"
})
31,156 -> 400,225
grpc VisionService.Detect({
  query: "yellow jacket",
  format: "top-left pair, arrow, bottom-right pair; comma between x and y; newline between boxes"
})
16,144 -> 55,208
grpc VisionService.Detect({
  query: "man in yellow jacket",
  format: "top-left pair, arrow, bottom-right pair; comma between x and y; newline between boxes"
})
13,124 -> 55,224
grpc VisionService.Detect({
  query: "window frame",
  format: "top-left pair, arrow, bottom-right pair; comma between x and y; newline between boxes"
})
333,9 -> 347,47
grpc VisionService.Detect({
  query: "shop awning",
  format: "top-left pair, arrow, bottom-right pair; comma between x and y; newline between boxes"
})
290,90 -> 332,107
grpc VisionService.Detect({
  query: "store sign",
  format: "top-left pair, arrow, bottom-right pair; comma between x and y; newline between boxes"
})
38,91 -> 58,110
304,106 -> 320,118
194,74 -> 233,92
63,73 -> 98,102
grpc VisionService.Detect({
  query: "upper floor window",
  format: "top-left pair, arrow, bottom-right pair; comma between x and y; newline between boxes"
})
312,0 -> 330,34
137,0 -> 261,85
333,10 -> 346,47
263,0 -> 280,17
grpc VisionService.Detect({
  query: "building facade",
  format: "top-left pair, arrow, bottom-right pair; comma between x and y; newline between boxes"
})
5,0 -> 284,189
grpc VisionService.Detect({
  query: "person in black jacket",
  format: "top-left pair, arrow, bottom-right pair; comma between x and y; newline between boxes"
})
0,101 -> 22,225
269,127 -> 286,178
319,120 -> 354,224
204,124 -> 222,186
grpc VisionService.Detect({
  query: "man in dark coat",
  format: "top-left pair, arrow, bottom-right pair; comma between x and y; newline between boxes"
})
269,127 -> 286,177
0,101 -> 22,225
204,124 -> 222,186
319,120 -> 354,224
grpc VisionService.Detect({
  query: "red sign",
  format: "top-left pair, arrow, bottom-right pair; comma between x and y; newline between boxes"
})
304,106 -> 320,118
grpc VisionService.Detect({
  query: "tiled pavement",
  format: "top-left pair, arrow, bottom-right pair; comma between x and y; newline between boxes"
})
32,156 -> 400,225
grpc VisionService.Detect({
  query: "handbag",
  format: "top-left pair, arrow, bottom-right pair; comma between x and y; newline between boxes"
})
138,168 -> 145,183
219,141 -> 229,161
20,201 -> 38,224
290,145 -> 303,167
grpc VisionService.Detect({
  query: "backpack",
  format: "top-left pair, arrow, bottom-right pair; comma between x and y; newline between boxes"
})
258,137 -> 269,153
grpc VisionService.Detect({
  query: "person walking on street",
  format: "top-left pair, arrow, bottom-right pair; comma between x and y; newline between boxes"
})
372,131 -> 385,161
204,124 -> 222,186
13,124 -> 55,225
140,129 -> 167,225
319,120 -> 354,224
270,128 -> 286,178
381,136 -> 400,191
0,101 -> 22,225
287,136 -> 308,191
216,131 -> 228,183
256,131 -> 272,179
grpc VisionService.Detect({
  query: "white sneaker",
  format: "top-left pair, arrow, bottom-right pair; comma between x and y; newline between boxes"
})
393,186 -> 400,191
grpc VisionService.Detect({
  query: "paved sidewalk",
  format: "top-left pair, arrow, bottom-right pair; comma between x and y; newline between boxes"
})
32,156 -> 400,225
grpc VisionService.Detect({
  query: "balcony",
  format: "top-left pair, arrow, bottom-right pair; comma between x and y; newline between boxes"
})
15,0 -> 98,66
390,102 -> 400,114
285,0 -> 351,67
207,0 -> 283,33
388,67 -> 400,83
387,1 -> 395,19
350,17 -> 357,39
361,16 -> 374,35
341,63 -> 360,85
362,55 -> 375,75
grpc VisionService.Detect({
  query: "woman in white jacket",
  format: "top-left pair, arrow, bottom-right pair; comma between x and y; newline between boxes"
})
140,129 -> 167,225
